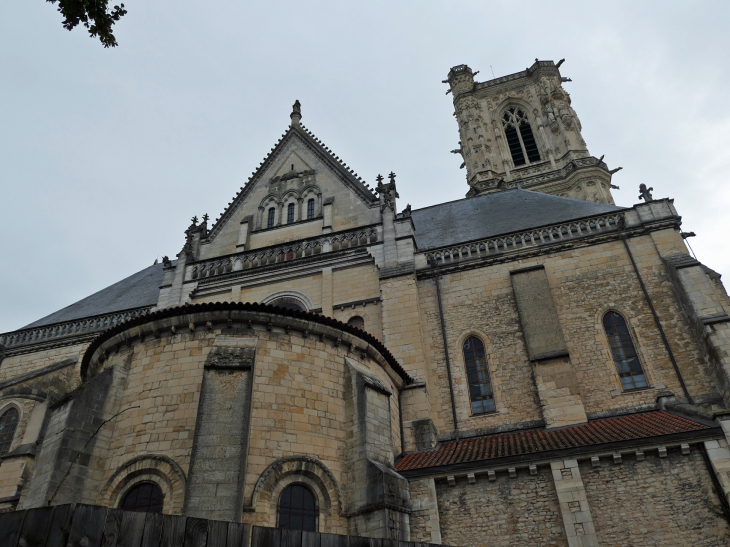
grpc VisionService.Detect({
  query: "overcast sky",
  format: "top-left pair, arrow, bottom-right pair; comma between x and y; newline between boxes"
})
1,1 -> 729,334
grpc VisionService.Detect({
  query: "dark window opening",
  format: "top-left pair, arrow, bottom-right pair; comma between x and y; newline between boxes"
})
278,484 -> 317,532
0,407 -> 19,457
502,107 -> 541,166
287,203 -> 295,224
347,316 -> 365,330
268,207 -> 276,228
307,199 -> 315,220
120,482 -> 163,513
463,337 -> 495,414
603,311 -> 647,391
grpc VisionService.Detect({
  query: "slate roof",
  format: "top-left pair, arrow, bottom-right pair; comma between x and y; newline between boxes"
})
395,411 -> 715,472
410,188 -> 624,251
22,264 -> 165,329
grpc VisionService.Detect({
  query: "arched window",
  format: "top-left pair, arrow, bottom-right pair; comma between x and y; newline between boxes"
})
120,482 -> 163,513
0,407 -> 19,457
278,484 -> 317,531
268,207 -> 276,228
287,203 -> 295,224
463,337 -> 495,414
502,107 -> 541,166
307,198 -> 315,220
603,311 -> 647,391
347,316 -> 365,330
268,297 -> 305,311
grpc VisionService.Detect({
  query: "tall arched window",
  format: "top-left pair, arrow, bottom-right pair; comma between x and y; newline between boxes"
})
268,207 -> 276,228
278,484 -> 317,531
463,337 -> 495,414
0,407 -> 19,456
307,198 -> 315,220
603,311 -> 647,391
120,482 -> 163,513
502,107 -> 541,166
287,203 -> 295,224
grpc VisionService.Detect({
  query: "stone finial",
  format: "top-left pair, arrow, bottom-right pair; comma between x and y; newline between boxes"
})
290,100 -> 302,126
638,183 -> 654,202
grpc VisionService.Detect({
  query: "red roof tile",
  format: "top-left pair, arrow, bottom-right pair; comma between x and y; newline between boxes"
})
395,411 -> 713,472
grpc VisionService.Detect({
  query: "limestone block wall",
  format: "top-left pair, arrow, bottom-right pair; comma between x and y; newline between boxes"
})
18,304 -> 409,538
580,448 -> 730,546
416,232 -> 719,435
434,467 -> 567,547
0,343 -> 86,385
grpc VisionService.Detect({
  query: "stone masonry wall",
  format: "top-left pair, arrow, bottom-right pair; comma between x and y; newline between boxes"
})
0,343 -> 86,385
436,467 -> 567,547
417,233 -> 719,435
581,448 -> 730,546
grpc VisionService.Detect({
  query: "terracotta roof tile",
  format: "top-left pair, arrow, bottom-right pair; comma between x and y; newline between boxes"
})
396,411 -> 713,472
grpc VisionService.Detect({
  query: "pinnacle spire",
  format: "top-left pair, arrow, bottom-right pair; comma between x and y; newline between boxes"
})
290,100 -> 302,126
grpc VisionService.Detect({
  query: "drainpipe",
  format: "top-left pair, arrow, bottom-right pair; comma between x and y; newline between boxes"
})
434,265 -> 459,440
620,234 -> 693,404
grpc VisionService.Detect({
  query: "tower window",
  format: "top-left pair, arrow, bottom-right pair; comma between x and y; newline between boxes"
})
502,107 -> 541,166
603,311 -> 648,391
463,337 -> 495,414
278,484 -> 317,531
268,207 -> 276,228
120,482 -> 163,513
347,316 -> 365,330
287,203 -> 295,224
0,407 -> 19,456
307,198 -> 315,220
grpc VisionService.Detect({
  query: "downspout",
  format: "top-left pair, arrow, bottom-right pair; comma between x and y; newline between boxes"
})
620,233 -> 693,404
434,265 -> 459,440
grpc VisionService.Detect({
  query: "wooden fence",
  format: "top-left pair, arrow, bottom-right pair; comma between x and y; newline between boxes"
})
0,504 -> 445,547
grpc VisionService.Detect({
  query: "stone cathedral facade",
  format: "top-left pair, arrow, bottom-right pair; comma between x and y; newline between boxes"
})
2,59 -> 730,546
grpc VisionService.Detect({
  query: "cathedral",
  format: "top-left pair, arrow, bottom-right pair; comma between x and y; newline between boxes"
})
2,59 -> 730,547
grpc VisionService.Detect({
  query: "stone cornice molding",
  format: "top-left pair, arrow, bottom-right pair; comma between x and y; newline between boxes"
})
417,211 -> 680,280
80,302 -> 412,387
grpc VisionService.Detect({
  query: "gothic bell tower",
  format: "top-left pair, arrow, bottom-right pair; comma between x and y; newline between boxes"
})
445,61 -> 618,204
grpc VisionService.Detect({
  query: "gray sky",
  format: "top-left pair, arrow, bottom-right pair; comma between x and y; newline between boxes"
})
2,1 -> 729,334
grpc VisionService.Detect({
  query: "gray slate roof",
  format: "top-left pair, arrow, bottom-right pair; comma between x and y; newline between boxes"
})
22,264 -> 165,329
410,188 -> 624,251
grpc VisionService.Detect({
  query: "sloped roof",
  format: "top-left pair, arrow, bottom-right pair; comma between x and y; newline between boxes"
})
410,188 -> 624,251
22,264 -> 165,329
205,122 -> 379,243
396,411 -> 715,472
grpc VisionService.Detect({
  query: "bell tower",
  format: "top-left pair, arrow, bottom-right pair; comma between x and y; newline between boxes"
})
445,60 -> 618,204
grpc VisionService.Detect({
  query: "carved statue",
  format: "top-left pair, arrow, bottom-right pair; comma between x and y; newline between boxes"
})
292,100 -> 301,115
162,256 -> 172,268
402,204 -> 412,217
638,183 -> 654,202
450,142 -> 466,169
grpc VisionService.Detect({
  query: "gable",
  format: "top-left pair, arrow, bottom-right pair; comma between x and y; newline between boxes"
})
198,124 -> 380,260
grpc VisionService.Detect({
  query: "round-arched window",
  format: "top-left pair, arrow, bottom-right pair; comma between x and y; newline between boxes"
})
120,482 -> 163,513
0,407 -> 19,457
347,316 -> 365,330
278,484 -> 317,531
268,297 -> 305,311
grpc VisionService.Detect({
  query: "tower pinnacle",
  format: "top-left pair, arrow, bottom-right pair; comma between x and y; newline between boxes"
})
290,100 -> 302,126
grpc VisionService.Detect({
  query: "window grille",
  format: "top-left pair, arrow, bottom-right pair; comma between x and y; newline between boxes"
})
120,482 -> 163,513
0,407 -> 19,456
307,198 -> 315,220
463,337 -> 495,414
278,484 -> 317,531
268,207 -> 276,228
603,311 -> 648,390
287,203 -> 295,223
502,107 -> 541,166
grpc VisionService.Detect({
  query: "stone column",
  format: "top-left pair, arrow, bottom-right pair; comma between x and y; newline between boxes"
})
551,459 -> 598,547
276,201 -> 284,226
296,198 -> 303,222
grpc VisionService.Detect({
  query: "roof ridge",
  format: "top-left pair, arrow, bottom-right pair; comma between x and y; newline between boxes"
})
204,123 -> 378,244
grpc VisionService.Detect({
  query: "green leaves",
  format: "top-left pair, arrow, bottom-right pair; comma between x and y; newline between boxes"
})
47,0 -> 128,48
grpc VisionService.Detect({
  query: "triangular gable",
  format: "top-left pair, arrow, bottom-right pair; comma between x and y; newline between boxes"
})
205,124 -> 379,243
